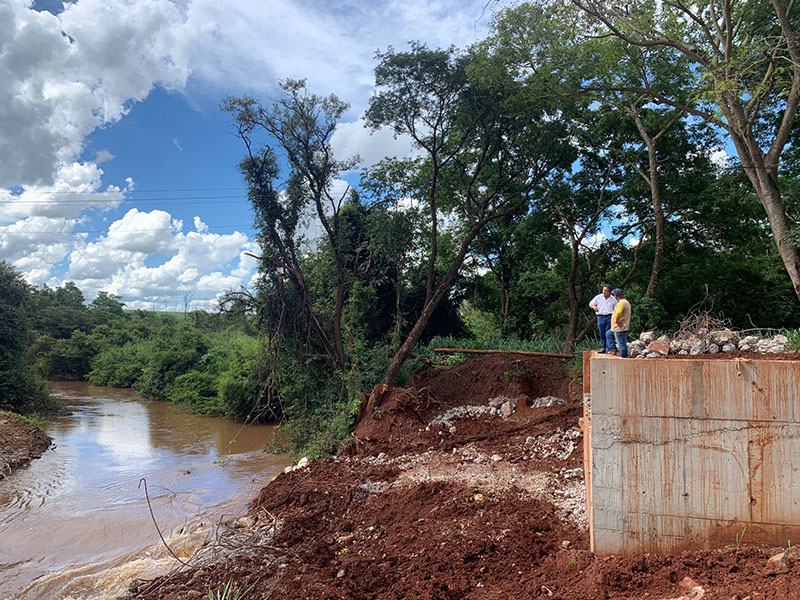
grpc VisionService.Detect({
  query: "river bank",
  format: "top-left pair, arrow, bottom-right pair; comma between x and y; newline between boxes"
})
127,353 -> 800,600
0,411 -> 51,476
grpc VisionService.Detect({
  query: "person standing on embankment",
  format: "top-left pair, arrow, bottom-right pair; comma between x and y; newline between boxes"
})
589,284 -> 617,354
606,288 -> 631,358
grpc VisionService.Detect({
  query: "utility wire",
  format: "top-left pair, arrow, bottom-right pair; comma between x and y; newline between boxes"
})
4,187 -> 247,195
0,225 -> 252,235
1,195 -> 247,205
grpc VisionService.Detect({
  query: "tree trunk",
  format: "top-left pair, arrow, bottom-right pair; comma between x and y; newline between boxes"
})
385,224 -> 483,388
563,237 -> 580,354
394,264 -> 403,346
501,285 -> 510,336
644,142 -> 664,298
730,131 -> 800,299
425,161 -> 440,306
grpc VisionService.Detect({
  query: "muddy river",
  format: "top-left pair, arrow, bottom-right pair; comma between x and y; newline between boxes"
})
0,382 -> 292,600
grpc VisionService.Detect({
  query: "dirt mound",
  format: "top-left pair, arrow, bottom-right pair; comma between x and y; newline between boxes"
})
349,355 -> 580,458
129,354 -> 800,600
0,411 -> 51,476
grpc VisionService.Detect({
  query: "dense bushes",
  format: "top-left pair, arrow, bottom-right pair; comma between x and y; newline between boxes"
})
0,262 -> 53,414
89,329 -> 269,419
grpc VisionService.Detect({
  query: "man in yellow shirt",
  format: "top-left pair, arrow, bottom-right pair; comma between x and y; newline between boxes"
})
606,288 -> 631,358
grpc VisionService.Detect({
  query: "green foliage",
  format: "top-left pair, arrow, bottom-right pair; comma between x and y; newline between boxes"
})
0,262 -> 53,414
786,329 -> 800,352
462,305 -> 502,342
207,579 -> 255,600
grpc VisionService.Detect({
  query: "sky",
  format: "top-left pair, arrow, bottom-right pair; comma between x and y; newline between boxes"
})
0,0 -> 500,311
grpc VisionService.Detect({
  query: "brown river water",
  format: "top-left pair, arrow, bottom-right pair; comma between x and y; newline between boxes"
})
0,382 -> 292,600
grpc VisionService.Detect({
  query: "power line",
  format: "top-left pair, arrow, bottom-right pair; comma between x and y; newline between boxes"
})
3,186 -> 248,195
0,225 -> 253,235
1,195 -> 248,205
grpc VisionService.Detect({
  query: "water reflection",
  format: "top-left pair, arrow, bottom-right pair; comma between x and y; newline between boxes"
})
0,382 -> 291,600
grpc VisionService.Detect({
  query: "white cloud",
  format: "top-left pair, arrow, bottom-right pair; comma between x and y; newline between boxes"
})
187,0 -> 496,109
0,216 -> 79,285
65,208 -> 255,307
708,147 -> 731,170
0,161 -> 128,222
105,208 -> 179,253
0,0 -> 194,188
193,216 -> 209,233
331,119 -> 417,169
583,232 -> 608,250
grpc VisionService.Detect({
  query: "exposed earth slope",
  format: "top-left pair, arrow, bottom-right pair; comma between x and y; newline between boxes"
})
0,411 -> 51,477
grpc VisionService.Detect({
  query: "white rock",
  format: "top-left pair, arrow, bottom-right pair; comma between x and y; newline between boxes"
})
708,343 -> 720,354
657,334 -> 670,343
739,344 -> 752,351
722,343 -> 736,352
639,331 -> 655,344
296,456 -> 309,469
773,334 -> 789,344
530,396 -> 566,408
740,335 -> 760,347
756,339 -> 772,352
689,340 -> 708,355
491,454 -> 503,462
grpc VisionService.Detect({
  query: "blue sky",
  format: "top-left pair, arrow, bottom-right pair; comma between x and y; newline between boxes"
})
1,0 -> 498,310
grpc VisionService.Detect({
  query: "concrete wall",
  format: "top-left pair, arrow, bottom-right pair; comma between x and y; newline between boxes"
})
588,354 -> 800,554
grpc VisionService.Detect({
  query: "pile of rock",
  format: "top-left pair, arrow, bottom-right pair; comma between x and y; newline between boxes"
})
626,328 -> 790,359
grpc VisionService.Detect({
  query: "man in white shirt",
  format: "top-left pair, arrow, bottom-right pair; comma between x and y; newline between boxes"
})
589,284 -> 618,353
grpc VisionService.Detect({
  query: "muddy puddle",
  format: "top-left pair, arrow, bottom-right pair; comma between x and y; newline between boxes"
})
0,382 -> 291,600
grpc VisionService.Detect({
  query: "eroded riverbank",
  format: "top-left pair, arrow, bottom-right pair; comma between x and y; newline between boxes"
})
0,411 -> 51,477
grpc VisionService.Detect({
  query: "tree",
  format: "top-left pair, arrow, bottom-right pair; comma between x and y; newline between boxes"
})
367,43 -> 575,386
223,80 -> 360,370
0,261 -> 49,413
570,0 -> 800,301
89,291 -> 125,316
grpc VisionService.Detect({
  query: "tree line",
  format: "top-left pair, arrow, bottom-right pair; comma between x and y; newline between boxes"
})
0,262 -> 267,420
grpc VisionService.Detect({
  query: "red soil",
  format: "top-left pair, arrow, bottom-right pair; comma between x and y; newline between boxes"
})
0,411 -> 51,475
129,355 -> 800,600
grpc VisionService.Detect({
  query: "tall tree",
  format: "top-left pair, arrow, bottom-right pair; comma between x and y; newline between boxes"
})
570,0 -> 800,301
367,44 -> 574,386
223,80 -> 360,370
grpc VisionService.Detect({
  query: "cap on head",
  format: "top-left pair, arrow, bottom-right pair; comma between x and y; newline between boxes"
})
612,288 -> 624,297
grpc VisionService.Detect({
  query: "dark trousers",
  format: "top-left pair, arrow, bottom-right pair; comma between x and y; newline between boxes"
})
597,315 -> 612,351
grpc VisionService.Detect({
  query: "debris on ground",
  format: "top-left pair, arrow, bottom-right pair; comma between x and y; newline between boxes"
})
628,328 -> 794,359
